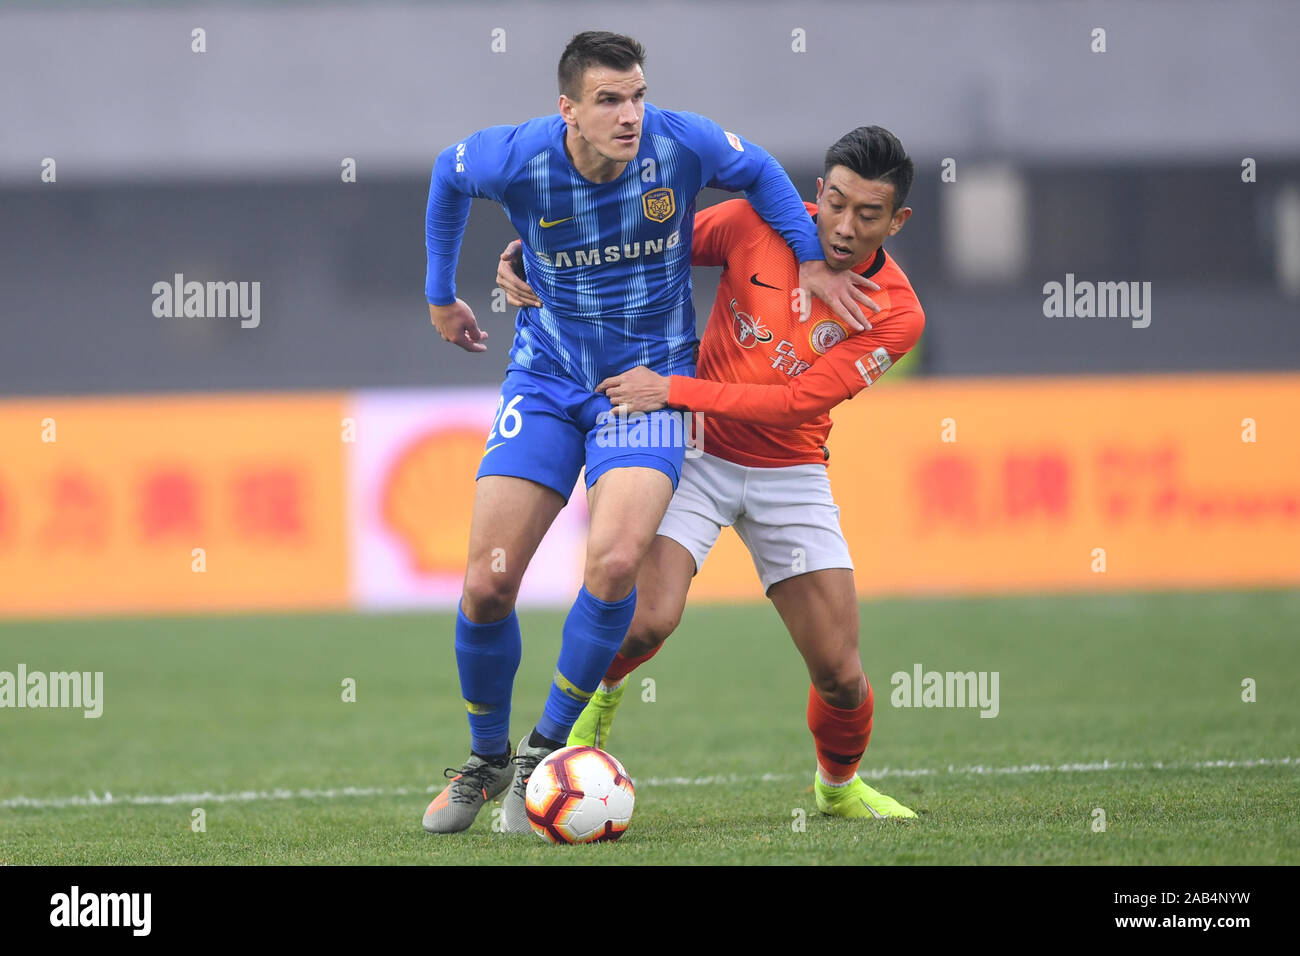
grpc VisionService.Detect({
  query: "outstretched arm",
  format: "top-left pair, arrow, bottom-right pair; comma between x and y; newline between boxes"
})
664,360 -> 851,428
597,311 -> 924,427
597,358 -> 850,427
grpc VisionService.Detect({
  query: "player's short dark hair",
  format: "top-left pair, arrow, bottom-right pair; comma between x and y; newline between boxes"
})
824,126 -> 914,211
558,31 -> 646,100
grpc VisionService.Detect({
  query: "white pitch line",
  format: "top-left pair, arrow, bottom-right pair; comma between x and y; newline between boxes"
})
640,756 -> 1297,786
1,756 -> 1293,811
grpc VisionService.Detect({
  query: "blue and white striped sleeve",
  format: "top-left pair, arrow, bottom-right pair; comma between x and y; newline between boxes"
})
661,109 -> 824,265
425,126 -> 514,305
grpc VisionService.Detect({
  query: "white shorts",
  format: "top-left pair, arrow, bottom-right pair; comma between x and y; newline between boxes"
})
656,451 -> 854,593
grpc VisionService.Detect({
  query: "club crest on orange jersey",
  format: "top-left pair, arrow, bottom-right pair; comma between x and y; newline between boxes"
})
729,297 -> 772,349
810,319 -> 847,354
642,187 -> 675,223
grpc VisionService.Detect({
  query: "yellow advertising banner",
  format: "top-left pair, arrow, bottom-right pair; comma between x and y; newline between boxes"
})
1,375 -> 1295,617
691,374 -> 1300,599
0,394 -> 348,617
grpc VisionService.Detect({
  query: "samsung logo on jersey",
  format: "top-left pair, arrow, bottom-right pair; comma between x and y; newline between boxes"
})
536,229 -> 681,270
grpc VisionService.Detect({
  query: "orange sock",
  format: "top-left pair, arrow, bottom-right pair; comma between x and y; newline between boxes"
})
806,681 -> 874,785
602,646 -> 661,685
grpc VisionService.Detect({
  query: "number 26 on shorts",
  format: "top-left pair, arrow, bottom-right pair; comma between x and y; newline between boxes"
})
488,394 -> 524,443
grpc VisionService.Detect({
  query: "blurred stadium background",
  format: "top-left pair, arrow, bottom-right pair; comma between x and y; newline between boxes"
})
1,0 -> 1297,621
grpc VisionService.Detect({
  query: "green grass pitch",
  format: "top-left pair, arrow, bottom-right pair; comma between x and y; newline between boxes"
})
1,590 -> 1297,865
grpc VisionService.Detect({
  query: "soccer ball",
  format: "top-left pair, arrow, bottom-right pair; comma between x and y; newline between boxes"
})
524,745 -> 635,844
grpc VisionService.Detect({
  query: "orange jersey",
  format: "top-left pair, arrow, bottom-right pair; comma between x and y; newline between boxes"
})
669,199 -> 925,467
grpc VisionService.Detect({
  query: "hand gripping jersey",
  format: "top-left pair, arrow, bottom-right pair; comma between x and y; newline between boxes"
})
426,105 -> 823,391
670,199 -> 926,467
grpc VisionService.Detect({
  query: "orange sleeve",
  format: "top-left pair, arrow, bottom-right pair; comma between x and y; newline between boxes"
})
668,360 -> 852,428
666,305 -> 926,427
690,199 -> 752,267
819,304 -> 926,398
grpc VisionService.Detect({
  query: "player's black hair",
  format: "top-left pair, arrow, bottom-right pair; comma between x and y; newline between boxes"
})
558,31 -> 646,100
824,126 -> 914,211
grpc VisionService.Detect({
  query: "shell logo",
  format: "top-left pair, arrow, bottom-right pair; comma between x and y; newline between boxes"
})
381,427 -> 483,576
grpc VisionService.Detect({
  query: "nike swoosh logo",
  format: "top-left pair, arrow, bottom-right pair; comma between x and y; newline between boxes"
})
539,216 -> 573,228
860,800 -> 885,820
749,273 -> 782,290
481,441 -> 505,459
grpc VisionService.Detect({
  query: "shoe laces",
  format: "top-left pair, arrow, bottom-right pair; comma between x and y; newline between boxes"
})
510,748 -> 548,788
442,760 -> 503,805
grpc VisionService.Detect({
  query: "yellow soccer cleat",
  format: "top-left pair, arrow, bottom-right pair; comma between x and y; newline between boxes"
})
566,680 -> 627,749
814,774 -> 918,820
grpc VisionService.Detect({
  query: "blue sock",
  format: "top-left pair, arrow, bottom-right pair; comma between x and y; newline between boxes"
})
535,586 -> 636,744
454,604 -> 522,757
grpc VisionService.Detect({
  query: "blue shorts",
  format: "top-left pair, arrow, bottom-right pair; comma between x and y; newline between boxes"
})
476,364 -> 692,500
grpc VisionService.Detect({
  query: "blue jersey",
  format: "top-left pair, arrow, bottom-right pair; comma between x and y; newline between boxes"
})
426,103 -> 823,390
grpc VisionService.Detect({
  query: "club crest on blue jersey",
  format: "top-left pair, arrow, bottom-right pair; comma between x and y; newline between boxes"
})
426,102 -> 825,392
642,187 -> 675,223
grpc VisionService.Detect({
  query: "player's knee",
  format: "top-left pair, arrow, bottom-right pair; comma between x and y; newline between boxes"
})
623,610 -> 677,657
461,565 -> 520,622
811,665 -> 868,710
584,546 -> 643,601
